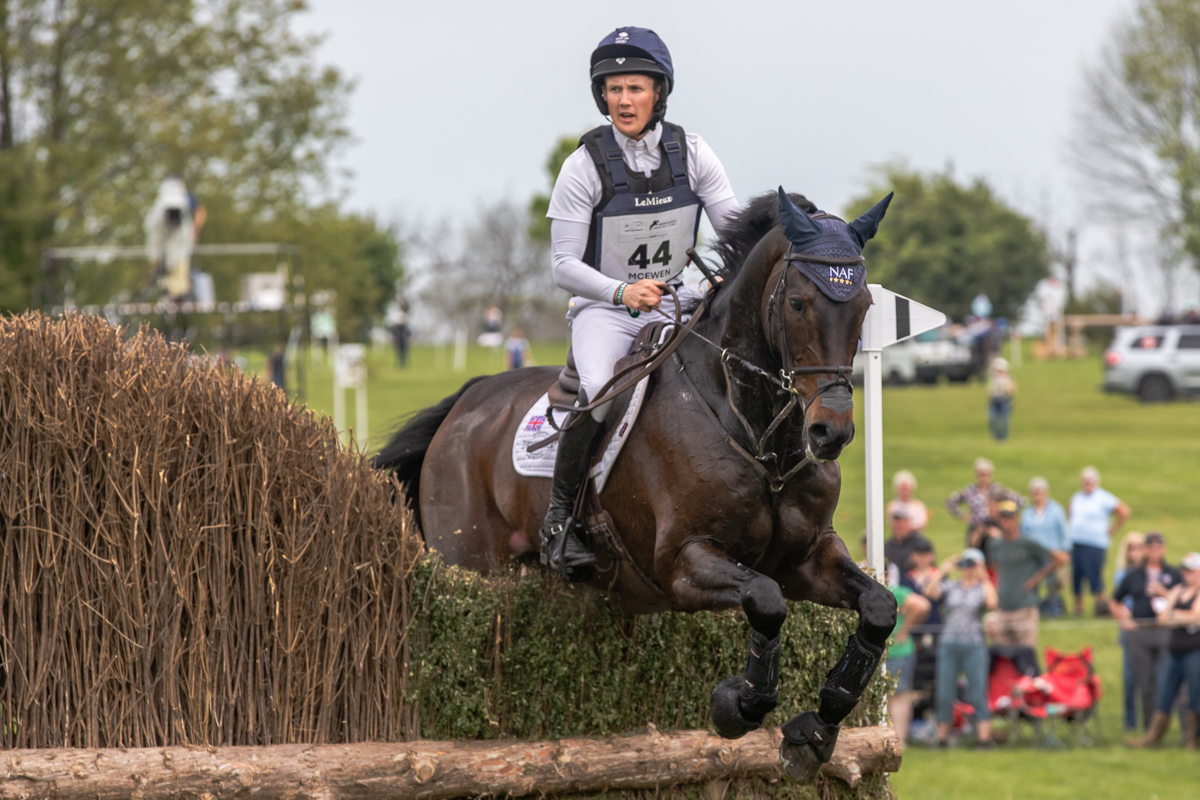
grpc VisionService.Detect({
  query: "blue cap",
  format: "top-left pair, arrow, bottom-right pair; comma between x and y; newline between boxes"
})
590,27 -> 674,93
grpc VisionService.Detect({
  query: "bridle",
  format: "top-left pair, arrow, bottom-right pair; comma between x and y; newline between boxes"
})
676,228 -> 861,493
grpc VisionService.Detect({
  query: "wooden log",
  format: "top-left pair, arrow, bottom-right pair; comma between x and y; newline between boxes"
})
0,725 -> 899,800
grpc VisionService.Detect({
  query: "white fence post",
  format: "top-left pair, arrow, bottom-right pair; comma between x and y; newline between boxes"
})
333,343 -> 367,450
862,287 -> 886,580
861,285 -> 947,581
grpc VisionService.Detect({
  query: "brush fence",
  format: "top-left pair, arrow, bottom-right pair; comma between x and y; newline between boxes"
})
0,314 -> 894,799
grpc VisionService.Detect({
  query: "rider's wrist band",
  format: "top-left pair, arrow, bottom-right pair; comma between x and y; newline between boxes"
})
615,282 -> 628,306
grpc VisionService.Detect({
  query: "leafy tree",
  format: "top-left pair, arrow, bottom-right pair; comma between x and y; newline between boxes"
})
1072,0 -> 1200,291
528,134 -> 584,243
844,165 -> 1050,320
0,0 -> 398,326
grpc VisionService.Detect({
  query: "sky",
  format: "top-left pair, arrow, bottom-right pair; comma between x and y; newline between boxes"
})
293,0 -> 1198,311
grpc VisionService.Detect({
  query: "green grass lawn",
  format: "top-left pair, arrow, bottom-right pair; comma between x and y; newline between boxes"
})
243,339 -> 1200,799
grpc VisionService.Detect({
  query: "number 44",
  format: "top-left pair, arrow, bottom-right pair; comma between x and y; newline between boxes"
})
628,241 -> 672,270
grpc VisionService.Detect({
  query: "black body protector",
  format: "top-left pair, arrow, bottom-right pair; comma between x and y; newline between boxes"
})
578,122 -> 702,287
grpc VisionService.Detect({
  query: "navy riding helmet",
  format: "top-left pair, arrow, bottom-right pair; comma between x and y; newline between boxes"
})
590,27 -> 674,133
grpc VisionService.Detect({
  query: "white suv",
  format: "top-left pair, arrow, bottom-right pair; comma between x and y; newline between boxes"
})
1103,325 -> 1200,402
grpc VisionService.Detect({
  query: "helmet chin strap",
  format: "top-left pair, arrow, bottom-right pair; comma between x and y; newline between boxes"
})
636,86 -> 668,138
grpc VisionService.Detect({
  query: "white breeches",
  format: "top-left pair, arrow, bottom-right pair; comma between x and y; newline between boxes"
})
569,296 -> 679,421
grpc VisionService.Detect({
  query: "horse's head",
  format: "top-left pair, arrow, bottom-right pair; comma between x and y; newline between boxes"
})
761,188 -> 892,461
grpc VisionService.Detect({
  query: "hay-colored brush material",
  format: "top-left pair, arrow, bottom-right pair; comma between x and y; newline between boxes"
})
0,313 -> 420,748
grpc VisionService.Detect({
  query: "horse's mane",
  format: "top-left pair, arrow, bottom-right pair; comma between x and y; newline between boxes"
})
713,191 -> 817,275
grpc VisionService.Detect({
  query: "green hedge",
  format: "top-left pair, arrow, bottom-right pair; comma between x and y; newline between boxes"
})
408,553 -> 889,742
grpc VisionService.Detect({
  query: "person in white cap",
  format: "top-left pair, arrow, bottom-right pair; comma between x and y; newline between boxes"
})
923,548 -> 999,749
986,356 -> 1016,441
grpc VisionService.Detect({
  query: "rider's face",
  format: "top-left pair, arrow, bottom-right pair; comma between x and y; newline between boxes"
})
604,75 -> 660,139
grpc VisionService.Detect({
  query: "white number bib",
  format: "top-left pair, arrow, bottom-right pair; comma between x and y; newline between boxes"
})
597,202 -> 700,284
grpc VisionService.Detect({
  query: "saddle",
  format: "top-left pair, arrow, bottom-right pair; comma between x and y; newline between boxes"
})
547,320 -> 673,409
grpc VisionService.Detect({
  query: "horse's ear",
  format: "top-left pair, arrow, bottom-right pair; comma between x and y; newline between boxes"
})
778,186 -> 822,250
847,192 -> 894,248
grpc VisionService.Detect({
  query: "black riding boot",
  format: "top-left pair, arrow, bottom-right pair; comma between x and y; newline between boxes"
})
539,404 -> 604,583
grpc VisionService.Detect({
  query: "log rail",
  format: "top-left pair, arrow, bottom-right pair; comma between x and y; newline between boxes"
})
0,726 -> 899,799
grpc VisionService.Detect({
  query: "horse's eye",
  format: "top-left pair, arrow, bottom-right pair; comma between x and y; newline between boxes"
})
789,298 -> 807,314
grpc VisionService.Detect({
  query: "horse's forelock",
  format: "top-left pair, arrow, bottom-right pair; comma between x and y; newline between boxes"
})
714,191 -> 817,276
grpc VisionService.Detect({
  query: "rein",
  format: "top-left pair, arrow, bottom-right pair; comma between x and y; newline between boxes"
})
546,285 -> 704,427
673,326 -> 851,494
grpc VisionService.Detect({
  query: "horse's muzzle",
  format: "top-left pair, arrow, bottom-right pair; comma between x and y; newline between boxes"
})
806,420 -> 855,461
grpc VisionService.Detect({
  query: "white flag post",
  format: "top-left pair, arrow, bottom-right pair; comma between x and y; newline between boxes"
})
861,285 -> 946,579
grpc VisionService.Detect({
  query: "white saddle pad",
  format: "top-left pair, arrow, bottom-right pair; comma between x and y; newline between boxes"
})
511,376 -> 650,493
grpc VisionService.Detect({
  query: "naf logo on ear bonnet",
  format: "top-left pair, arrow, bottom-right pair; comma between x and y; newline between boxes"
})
777,187 -> 893,302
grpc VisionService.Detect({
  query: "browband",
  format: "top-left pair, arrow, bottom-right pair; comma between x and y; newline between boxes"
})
784,250 -> 865,267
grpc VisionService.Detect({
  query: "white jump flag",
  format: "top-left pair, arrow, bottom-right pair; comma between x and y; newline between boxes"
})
861,285 -> 946,579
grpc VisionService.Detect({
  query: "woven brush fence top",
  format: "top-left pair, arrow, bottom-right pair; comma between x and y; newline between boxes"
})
0,313 -> 421,749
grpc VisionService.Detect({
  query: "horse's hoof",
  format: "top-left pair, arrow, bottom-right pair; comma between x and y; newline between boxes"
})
779,735 -> 824,783
710,676 -> 761,739
779,711 -> 840,783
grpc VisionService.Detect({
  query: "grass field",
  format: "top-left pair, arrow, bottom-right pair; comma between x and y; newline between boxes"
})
244,339 -> 1200,799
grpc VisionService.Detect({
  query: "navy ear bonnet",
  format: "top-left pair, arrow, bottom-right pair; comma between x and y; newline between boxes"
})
777,187 -> 893,302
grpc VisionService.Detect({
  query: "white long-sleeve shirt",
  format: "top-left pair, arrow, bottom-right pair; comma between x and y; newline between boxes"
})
547,123 -> 739,305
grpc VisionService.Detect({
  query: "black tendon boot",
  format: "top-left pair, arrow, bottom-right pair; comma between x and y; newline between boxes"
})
538,403 -> 605,582
780,630 -> 882,783
711,631 -> 782,738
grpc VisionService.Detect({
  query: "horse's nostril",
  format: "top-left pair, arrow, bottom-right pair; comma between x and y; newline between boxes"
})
808,422 -> 854,451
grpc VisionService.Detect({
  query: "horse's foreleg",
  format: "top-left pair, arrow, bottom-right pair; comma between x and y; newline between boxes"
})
665,542 -> 786,739
774,529 -> 897,782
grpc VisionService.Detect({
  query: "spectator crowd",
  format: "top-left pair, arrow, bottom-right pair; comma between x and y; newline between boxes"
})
880,460 -> 1200,751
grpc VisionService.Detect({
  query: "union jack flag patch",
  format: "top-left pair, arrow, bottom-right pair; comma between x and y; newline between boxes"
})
524,415 -> 547,432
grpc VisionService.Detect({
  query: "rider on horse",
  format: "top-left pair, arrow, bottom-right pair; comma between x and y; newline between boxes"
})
540,27 -> 742,581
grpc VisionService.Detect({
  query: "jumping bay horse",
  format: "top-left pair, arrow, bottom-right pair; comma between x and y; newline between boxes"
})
374,189 -> 898,781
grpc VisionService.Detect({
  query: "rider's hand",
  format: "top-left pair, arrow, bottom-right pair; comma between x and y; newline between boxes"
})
621,280 -> 664,313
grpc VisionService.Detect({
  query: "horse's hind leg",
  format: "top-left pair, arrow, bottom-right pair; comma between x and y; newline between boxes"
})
775,529 -> 897,782
664,542 -> 787,739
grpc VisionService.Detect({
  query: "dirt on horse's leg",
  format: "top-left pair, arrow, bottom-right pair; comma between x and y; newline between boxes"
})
775,531 -> 897,783
665,542 -> 787,740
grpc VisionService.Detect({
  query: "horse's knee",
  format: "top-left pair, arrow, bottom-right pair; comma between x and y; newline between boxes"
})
741,575 -> 786,638
857,583 -> 897,648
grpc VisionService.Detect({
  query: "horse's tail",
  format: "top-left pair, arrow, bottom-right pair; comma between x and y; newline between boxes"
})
372,375 -> 491,526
